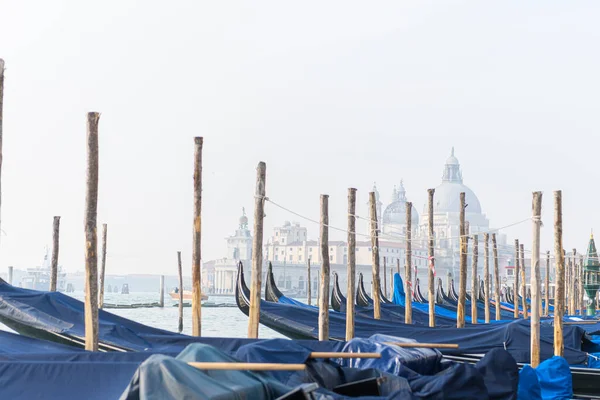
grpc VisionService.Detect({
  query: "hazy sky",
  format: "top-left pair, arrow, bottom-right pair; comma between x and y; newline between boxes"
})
1,1 -> 599,275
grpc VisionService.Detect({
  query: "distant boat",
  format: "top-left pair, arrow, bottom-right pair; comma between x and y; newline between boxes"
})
20,247 -> 67,292
169,288 -> 208,301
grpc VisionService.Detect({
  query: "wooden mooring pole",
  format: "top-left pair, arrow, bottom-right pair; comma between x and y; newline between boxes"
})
514,239 -> 520,318
383,257 -> 387,299
192,137 -> 203,337
492,233 -> 501,320
177,251 -> 183,333
554,191 -> 564,357
0,60 -> 4,252
98,223 -> 107,308
457,192 -> 467,328
579,254 -> 585,316
405,201 -> 413,324
84,112 -> 100,351
307,258 -> 312,306
369,192 -> 381,320
247,161 -> 266,339
545,251 -> 550,316
531,191 -> 542,367
471,234 -> 478,324
319,194 -> 330,340
483,233 -> 490,323
159,275 -> 165,308
427,189 -> 435,327
50,216 -> 61,292
570,249 -> 577,316
521,243 -> 527,319
346,188 -> 357,340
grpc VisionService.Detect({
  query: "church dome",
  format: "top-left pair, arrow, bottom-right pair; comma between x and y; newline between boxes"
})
430,148 -> 482,214
382,181 -> 419,225
433,182 -> 482,214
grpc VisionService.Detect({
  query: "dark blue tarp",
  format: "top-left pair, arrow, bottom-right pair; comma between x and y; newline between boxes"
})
475,348 -> 518,400
0,329 -> 84,356
254,298 -> 589,365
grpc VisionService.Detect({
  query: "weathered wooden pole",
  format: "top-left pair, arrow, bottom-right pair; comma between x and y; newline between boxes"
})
0,60 -> 4,251
531,191 -> 542,367
98,223 -> 107,307
579,255 -> 585,316
457,192 -> 467,328
50,216 -> 61,292
192,137 -> 204,337
554,190 -> 564,357
471,234 -> 478,324
483,233 -> 490,323
346,188 -> 357,340
570,249 -> 577,315
390,268 -> 394,297
247,161 -> 266,339
307,258 -> 312,306
492,233 -> 501,320
369,192 -> 381,320
319,194 -> 330,340
7,266 -> 12,285
545,251 -> 550,316
514,239 -> 520,318
177,251 -> 183,333
383,257 -> 387,299
159,275 -> 165,308
405,201 -> 413,324
84,112 -> 100,351
521,243 -> 528,319
427,189 -> 435,327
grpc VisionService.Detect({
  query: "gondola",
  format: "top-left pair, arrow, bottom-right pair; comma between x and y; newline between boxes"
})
355,273 -> 392,307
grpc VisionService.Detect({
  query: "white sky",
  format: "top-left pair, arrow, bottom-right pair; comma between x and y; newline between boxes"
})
1,1 -> 599,275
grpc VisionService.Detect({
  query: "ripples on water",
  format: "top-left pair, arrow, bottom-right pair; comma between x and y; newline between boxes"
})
71,292 -> 287,339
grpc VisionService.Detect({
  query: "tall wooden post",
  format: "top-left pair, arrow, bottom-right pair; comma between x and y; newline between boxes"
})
457,192 -> 467,328
0,60 -> 4,251
570,249 -> 577,315
554,191 -> 564,357
346,188 -> 356,340
427,189 -> 435,327
7,266 -> 12,285
531,192 -> 543,367
492,233 -> 501,320
405,201 -> 413,324
579,255 -> 585,316
177,251 -> 183,333
98,223 -> 107,307
483,233 -> 490,323
247,161 -> 266,339
390,268 -> 394,297
307,258 -> 312,306
319,194 -> 330,340
383,257 -> 387,299
84,112 -> 100,351
369,192 -> 381,320
514,239 -> 520,319
521,243 -> 528,319
544,251 -> 550,316
192,137 -> 203,337
159,275 -> 165,308
471,234 -> 478,324
50,216 -> 61,292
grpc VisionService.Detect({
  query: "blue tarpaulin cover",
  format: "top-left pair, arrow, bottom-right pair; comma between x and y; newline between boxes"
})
536,356 -> 572,400
518,365 -> 542,400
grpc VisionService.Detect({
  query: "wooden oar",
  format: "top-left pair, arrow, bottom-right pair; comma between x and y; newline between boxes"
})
310,352 -> 381,359
188,362 -> 306,371
384,342 -> 459,349
564,321 -> 598,325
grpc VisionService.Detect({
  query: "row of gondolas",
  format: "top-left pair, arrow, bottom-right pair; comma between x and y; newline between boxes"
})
0,262 -> 598,399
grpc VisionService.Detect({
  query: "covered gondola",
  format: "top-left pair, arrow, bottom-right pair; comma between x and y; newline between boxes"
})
355,273 -> 392,307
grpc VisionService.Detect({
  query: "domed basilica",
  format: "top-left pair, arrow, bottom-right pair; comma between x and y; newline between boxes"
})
379,148 -> 502,278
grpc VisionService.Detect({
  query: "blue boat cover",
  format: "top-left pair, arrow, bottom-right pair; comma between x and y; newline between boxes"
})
475,348 -> 518,400
518,365 -> 542,400
255,297 -> 589,364
536,356 -> 572,400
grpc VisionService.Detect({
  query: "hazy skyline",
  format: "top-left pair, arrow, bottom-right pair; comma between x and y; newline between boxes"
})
1,1 -> 600,275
